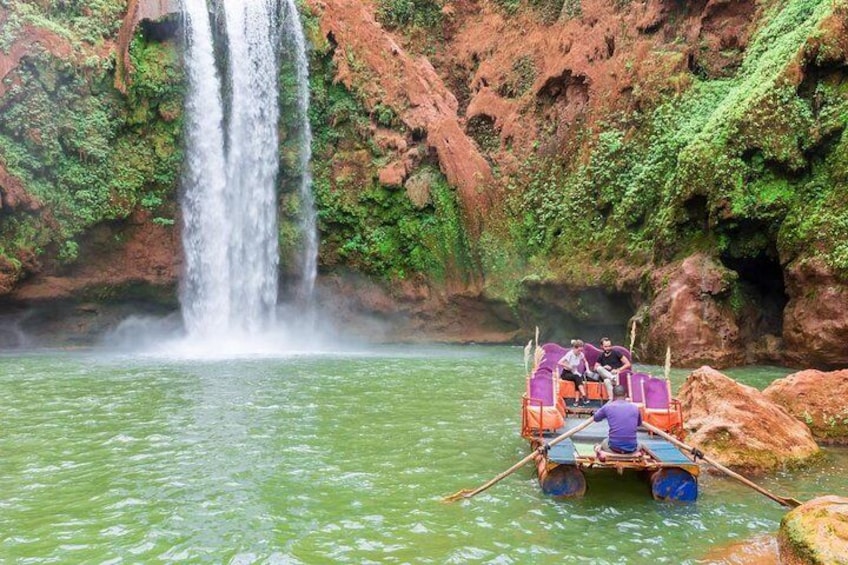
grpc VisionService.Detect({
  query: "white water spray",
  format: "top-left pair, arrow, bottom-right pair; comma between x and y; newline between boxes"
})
179,0 -> 318,343
180,0 -> 230,336
221,0 -> 281,333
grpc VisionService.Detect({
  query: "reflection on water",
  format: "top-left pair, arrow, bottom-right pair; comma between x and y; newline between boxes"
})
0,347 -> 844,563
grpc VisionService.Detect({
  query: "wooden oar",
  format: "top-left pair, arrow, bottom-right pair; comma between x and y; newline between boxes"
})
642,422 -> 803,508
443,418 -> 596,503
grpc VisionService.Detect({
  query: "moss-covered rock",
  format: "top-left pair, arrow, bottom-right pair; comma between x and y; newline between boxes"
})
0,1 -> 184,294
679,366 -> 820,472
779,496 -> 848,564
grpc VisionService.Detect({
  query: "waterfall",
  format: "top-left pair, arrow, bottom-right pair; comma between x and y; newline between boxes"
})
179,0 -> 317,341
283,0 -> 318,304
220,0 -> 281,333
180,0 -> 230,337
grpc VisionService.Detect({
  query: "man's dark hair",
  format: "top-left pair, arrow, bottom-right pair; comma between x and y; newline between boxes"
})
613,385 -> 626,398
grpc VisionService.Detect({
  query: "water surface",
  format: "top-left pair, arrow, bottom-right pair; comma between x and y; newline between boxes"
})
1,346 -> 844,563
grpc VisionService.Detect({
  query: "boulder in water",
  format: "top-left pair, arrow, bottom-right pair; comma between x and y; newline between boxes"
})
764,369 -> 848,445
778,496 -> 848,565
679,366 -> 819,472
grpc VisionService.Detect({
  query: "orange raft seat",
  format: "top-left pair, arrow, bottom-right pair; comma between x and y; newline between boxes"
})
522,347 -> 566,437
559,379 -> 609,403
522,398 -> 565,433
638,375 -> 684,436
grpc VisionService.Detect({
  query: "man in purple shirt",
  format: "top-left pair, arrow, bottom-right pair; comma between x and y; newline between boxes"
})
593,385 -> 642,453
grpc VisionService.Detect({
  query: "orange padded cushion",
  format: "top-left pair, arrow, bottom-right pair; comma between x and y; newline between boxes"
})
559,380 -> 577,398
524,405 -> 565,431
643,410 -> 682,433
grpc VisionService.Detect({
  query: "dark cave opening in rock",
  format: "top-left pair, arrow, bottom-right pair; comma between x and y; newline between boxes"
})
517,284 -> 634,347
139,15 -> 181,42
720,251 -> 788,341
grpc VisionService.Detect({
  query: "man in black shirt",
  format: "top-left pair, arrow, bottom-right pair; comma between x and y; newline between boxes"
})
591,337 -> 632,399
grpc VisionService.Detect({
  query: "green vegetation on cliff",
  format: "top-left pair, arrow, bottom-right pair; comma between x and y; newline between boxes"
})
490,0 -> 847,293
300,13 -> 476,285
1,0 -> 845,315
0,2 -> 183,285
0,0 -> 124,50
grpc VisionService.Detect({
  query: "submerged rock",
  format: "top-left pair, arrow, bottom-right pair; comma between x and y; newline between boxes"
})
764,369 -> 848,445
699,534 -> 779,564
779,496 -> 848,564
679,366 -> 819,472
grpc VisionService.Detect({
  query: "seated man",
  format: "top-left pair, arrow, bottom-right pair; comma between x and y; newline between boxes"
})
591,337 -> 632,400
557,339 -> 591,405
593,385 -> 642,454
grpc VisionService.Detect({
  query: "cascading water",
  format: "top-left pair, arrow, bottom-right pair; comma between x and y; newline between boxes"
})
179,0 -> 317,342
283,0 -> 318,304
220,0 -> 281,333
180,0 -> 230,337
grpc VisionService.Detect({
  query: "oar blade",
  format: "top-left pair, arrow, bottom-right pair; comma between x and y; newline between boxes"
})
442,489 -> 474,503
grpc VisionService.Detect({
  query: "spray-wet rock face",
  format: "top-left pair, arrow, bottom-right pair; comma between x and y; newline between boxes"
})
779,496 -> 848,565
764,369 -> 848,445
679,366 -> 820,472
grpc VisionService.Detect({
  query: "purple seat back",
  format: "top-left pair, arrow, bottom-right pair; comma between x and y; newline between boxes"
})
628,372 -> 650,403
643,376 -> 672,410
539,343 -> 568,375
528,370 -> 555,406
527,343 -> 567,407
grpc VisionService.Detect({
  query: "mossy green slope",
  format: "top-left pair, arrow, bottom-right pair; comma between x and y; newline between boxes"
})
0,1 -> 183,287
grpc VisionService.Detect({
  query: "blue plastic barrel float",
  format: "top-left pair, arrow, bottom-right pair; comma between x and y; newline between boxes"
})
650,467 -> 698,502
538,461 -> 587,497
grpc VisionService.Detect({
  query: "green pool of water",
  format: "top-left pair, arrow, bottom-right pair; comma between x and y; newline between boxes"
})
0,346 -> 844,563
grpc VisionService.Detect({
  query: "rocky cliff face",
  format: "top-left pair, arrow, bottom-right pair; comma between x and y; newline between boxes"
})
0,0 -> 846,367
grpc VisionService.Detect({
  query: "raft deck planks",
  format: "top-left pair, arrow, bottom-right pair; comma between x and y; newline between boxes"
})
543,417 -> 692,466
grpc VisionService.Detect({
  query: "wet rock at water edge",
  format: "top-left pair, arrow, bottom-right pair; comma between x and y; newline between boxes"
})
678,366 -> 820,472
764,369 -> 848,446
779,496 -> 848,565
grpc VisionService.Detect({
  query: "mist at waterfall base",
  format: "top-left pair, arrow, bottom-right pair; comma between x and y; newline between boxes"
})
106,0 -> 324,357
101,301 -> 363,358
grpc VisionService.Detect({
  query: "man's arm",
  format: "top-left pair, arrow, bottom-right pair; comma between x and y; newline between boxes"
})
593,405 -> 607,422
619,352 -> 632,372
